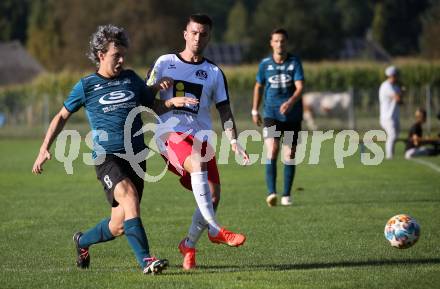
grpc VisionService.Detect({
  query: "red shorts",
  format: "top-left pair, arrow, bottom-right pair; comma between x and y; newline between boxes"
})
161,132 -> 220,191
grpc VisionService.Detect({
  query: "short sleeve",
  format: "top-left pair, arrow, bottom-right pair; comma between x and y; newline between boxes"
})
63,80 -> 85,113
256,61 -> 266,85
293,58 -> 305,81
146,58 -> 163,87
214,68 -> 230,107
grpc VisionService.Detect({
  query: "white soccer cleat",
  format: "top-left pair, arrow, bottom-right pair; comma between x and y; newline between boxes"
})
281,196 -> 292,206
143,257 -> 169,275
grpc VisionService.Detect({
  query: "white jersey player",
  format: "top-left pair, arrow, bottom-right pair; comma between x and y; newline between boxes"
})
148,53 -> 229,145
147,14 -> 249,271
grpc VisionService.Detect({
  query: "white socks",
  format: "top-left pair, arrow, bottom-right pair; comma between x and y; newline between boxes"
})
190,171 -> 221,237
185,208 -> 208,248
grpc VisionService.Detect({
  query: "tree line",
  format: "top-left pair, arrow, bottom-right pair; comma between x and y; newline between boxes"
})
1,0 -> 440,71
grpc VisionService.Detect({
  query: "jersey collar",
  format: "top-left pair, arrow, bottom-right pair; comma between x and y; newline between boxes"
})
175,53 -> 206,65
271,53 -> 292,64
95,70 -> 125,80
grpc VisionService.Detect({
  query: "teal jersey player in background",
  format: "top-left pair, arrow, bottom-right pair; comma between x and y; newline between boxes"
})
32,24 -> 196,275
252,28 -> 305,207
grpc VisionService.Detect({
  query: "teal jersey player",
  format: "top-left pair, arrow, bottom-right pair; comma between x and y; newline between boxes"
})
252,28 -> 305,207
31,25 -> 192,275
64,69 -> 153,157
256,54 -> 305,123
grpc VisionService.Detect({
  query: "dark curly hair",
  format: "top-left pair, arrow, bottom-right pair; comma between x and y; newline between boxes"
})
87,24 -> 129,67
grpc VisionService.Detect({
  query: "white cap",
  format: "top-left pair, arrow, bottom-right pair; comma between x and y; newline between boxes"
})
385,66 -> 398,77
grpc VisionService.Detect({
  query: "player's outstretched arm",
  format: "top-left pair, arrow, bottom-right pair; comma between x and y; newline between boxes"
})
252,82 -> 263,126
148,76 -> 198,115
217,103 -> 250,165
152,97 -> 199,115
32,107 -> 71,174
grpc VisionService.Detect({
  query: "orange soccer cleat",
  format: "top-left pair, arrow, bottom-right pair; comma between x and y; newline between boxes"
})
208,228 -> 246,247
178,239 -> 196,270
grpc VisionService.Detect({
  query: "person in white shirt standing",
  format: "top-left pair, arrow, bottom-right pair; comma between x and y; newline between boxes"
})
379,66 -> 403,159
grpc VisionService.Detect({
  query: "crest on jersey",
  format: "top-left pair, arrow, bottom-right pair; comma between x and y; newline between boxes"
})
268,74 -> 292,88
195,69 -> 208,80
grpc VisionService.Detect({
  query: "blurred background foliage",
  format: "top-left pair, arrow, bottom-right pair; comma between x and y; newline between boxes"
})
1,0 -> 440,71
1,0 -> 440,134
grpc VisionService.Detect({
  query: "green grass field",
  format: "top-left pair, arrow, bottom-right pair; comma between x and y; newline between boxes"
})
0,137 -> 439,289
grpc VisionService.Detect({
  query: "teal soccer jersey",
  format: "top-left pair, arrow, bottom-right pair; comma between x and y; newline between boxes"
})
64,69 -> 154,157
256,54 -> 304,122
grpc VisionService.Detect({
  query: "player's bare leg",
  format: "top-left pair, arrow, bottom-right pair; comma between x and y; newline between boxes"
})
264,137 -> 280,207
113,179 -> 168,274
109,205 -> 125,237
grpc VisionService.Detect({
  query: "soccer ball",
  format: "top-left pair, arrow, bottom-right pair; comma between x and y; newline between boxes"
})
384,214 -> 420,249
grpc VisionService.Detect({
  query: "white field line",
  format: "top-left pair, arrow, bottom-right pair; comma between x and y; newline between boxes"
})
409,158 -> 440,173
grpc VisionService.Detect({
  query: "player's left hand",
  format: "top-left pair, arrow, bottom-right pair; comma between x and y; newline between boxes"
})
231,142 -> 250,165
280,100 -> 293,115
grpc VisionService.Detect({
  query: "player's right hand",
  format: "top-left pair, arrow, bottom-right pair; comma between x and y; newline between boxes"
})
252,114 -> 262,126
231,142 -> 250,165
32,150 -> 51,174
166,97 -> 199,108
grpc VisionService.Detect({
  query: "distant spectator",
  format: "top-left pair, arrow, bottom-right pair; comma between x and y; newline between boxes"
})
405,108 -> 438,159
379,65 -> 403,159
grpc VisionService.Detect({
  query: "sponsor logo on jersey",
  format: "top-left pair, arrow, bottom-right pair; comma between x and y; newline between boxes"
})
267,65 -> 274,71
268,74 -> 292,88
107,80 -> 121,87
99,90 -> 135,105
287,64 -> 295,70
195,69 -> 208,80
168,63 -> 176,69
173,80 -> 202,114
94,84 -> 103,91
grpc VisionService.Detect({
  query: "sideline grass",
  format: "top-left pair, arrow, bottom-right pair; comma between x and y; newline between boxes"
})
0,138 -> 439,289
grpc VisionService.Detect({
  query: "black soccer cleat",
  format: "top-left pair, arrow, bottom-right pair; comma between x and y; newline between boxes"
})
143,257 -> 169,275
73,232 -> 90,269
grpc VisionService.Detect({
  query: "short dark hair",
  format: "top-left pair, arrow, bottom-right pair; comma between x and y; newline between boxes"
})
186,14 -> 213,30
270,28 -> 288,40
88,24 -> 129,67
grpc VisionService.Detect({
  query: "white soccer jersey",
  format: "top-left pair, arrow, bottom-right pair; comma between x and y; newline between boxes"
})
379,80 -> 401,122
147,54 -> 229,140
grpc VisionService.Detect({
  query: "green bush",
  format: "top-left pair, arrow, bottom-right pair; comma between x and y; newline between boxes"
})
222,59 -> 440,91
1,59 -> 439,126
